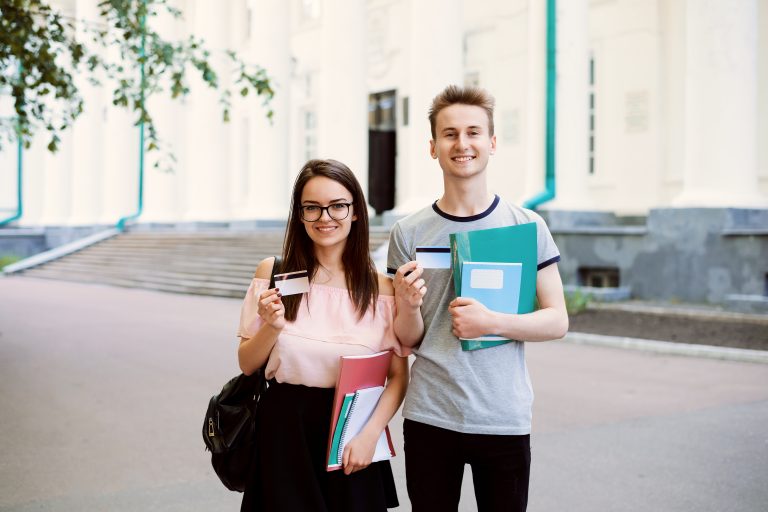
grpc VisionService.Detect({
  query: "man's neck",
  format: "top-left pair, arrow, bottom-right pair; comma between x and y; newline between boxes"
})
437,180 -> 495,217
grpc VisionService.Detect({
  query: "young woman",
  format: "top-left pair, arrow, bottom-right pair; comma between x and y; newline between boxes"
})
237,159 -> 409,511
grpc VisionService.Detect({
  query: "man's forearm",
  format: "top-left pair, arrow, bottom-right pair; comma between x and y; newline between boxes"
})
491,306 -> 569,342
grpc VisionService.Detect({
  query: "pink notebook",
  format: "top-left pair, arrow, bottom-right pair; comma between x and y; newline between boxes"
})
325,350 -> 395,471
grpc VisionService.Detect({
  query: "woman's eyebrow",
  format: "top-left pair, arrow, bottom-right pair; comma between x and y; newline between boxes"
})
301,198 -> 350,205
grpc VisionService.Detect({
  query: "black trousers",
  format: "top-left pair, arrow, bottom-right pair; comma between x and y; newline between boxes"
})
403,419 -> 530,512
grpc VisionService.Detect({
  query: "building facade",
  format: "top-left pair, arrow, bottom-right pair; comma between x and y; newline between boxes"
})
2,0 -> 767,305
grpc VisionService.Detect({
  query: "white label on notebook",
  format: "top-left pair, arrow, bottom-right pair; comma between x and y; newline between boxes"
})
273,270 -> 310,296
415,246 -> 451,269
469,268 -> 504,289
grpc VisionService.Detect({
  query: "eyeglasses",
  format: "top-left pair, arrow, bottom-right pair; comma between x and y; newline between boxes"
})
300,202 -> 353,222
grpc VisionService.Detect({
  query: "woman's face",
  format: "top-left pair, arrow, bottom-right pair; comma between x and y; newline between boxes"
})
299,176 -> 357,251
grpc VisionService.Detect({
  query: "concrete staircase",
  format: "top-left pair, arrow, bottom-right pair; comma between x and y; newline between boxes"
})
19,229 -> 392,298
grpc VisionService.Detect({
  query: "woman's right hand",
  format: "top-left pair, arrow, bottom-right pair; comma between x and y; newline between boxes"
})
393,261 -> 427,309
258,288 -> 286,330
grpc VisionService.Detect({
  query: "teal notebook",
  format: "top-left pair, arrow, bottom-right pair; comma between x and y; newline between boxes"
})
327,393 -> 355,468
450,222 -> 538,351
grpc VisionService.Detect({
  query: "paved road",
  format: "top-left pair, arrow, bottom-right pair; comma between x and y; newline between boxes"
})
1,277 -> 766,511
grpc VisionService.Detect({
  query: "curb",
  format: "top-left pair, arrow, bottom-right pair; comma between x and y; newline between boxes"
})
565,332 -> 768,364
586,302 -> 768,324
2,228 -> 120,275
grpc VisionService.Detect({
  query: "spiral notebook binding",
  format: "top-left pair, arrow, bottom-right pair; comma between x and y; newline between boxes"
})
336,392 -> 360,465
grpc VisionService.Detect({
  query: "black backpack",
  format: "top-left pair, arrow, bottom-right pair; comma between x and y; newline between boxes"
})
202,257 -> 281,492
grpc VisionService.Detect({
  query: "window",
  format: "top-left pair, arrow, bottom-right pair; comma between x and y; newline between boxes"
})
241,118 -> 250,198
578,267 -> 619,288
464,72 -> 480,88
244,4 -> 252,42
368,91 -> 396,131
303,110 -> 317,161
588,54 -> 596,175
300,0 -> 321,23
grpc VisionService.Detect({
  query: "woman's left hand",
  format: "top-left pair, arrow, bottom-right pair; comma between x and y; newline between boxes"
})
341,429 -> 379,475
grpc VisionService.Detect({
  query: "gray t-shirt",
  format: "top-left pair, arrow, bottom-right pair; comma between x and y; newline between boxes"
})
387,195 -> 560,435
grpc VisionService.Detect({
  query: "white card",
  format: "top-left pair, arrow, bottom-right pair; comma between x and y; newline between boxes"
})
273,270 -> 310,296
415,246 -> 451,269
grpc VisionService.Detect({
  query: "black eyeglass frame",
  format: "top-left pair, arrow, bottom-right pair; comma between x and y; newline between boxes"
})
299,202 -> 353,222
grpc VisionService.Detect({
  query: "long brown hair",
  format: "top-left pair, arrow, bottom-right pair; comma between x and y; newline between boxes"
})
281,159 -> 379,321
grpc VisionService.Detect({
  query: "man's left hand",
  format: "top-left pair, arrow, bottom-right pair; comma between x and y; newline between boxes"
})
448,297 -> 497,339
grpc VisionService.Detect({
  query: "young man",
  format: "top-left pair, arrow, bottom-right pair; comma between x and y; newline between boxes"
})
389,85 -> 568,512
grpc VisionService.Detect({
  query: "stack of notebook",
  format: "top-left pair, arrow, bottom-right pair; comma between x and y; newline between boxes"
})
450,222 -> 539,351
326,351 -> 395,471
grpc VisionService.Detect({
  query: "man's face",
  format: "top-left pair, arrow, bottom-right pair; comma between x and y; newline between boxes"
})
430,104 -> 496,180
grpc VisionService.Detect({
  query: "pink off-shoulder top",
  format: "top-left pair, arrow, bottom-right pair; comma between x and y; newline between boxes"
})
237,278 -> 409,388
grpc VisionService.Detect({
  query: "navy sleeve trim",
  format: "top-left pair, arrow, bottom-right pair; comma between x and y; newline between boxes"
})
432,194 -> 500,222
537,255 -> 561,271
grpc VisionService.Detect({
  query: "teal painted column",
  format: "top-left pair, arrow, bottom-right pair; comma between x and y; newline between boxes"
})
523,0 -> 556,210
0,63 -> 24,227
117,3 -> 147,231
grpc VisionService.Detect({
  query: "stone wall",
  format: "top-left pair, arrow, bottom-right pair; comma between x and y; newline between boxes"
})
546,208 -> 768,305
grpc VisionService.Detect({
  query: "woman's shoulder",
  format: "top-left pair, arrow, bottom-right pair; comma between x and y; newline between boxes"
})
253,256 -> 278,280
377,272 -> 394,297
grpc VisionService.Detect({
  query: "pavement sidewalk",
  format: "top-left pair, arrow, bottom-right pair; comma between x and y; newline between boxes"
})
1,276 -> 766,511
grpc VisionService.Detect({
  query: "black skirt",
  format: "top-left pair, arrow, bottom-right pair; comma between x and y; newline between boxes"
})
241,380 -> 399,511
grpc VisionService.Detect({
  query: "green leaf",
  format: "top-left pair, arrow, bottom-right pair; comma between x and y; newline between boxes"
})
1,0 -> 274,173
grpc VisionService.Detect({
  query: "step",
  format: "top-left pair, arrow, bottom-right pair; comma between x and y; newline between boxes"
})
42,259 -> 257,277
29,262 -> 251,285
25,268 -> 250,295
21,228 -> 394,298
27,272 -> 247,298
55,252 -> 265,269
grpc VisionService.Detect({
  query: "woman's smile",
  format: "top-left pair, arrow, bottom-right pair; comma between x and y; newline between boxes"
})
314,224 -> 338,234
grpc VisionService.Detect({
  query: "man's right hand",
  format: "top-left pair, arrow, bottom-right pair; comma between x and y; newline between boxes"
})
393,261 -> 427,308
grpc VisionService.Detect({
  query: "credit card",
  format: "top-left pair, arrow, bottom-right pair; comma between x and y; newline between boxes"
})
415,246 -> 451,269
272,270 -> 310,296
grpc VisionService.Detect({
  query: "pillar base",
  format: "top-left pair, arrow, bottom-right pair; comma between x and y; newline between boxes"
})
672,188 -> 768,209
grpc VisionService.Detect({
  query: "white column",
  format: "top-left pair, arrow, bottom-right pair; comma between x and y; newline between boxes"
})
228,0 -> 291,221
182,0 -> 232,221
0,141 -> 16,214
318,0 -> 368,188
92,13 -> 140,231
0,70 -> 20,216
39,130 -> 74,224
674,0 -> 766,207
396,0 -> 462,214
141,2 -> 186,223
18,139 -> 46,226
548,0 -> 591,210
67,0 -> 105,226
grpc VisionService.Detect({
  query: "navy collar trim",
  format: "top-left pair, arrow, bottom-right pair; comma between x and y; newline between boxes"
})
431,194 -> 500,222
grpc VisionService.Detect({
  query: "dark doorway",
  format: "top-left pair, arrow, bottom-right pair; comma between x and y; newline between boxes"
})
368,90 -> 397,215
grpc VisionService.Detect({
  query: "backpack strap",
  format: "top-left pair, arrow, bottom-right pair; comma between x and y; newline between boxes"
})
269,256 -> 282,289
253,255 -> 282,285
